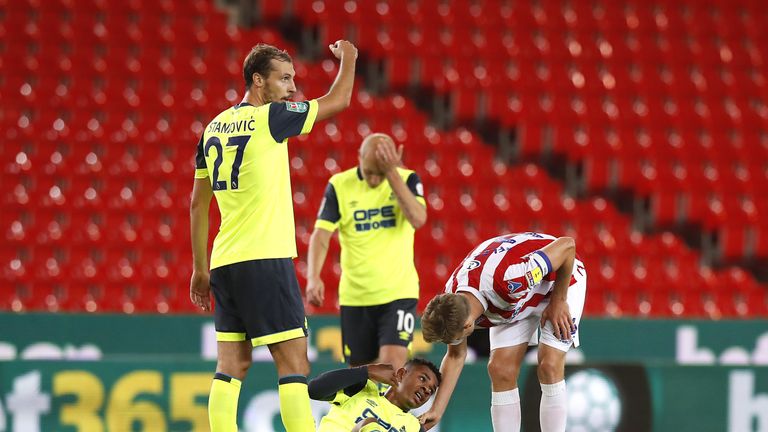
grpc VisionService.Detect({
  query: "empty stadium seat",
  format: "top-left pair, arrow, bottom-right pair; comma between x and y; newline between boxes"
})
2,0 -> 766,317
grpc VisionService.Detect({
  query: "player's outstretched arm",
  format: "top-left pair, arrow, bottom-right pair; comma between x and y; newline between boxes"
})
316,40 -> 358,122
539,237 -> 576,340
308,366 -> 369,401
189,178 -> 214,311
309,364 -> 398,402
306,227 -> 333,306
419,340 -> 468,430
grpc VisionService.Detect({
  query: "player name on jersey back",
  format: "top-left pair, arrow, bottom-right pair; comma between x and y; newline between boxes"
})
206,119 -> 258,134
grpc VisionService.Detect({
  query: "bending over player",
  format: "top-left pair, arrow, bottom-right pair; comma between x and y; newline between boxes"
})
419,232 -> 587,432
309,358 -> 441,432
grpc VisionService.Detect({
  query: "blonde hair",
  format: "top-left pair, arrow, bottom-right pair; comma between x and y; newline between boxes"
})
421,294 -> 470,343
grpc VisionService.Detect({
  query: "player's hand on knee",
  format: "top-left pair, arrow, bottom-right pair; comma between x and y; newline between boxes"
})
418,410 -> 441,430
306,277 -> 325,307
540,299 -> 574,341
329,40 -> 358,60
367,363 -> 399,388
189,271 -> 211,312
351,417 -> 377,432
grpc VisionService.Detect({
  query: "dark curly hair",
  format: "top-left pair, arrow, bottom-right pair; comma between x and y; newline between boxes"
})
405,357 -> 442,385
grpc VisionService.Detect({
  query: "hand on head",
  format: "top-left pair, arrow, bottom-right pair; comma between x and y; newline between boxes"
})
374,138 -> 403,173
367,363 -> 400,388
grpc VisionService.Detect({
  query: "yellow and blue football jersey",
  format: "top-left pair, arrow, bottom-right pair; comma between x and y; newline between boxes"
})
318,380 -> 422,432
315,167 -> 425,306
195,100 -> 318,269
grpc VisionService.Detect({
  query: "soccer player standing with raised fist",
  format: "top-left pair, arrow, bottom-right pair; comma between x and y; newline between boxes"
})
189,40 -> 357,432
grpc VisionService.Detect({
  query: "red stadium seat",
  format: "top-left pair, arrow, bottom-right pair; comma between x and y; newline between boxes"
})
3,0 -> 766,318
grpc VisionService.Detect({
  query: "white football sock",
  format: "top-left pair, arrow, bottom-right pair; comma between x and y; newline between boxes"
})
490,388 -> 521,432
540,380 -> 567,432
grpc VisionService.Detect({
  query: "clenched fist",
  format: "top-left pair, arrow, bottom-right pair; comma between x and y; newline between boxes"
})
329,40 -> 358,60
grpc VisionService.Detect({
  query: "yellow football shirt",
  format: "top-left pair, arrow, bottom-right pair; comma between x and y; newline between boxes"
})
315,167 -> 425,306
318,380 -> 422,432
195,100 -> 318,269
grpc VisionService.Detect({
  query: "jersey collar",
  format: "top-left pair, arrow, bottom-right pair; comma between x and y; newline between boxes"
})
234,102 -> 253,109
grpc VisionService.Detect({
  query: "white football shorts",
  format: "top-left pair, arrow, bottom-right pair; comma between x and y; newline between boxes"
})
489,258 -> 587,352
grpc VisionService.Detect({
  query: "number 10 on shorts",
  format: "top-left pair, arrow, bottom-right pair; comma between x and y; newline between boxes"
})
396,310 -> 415,334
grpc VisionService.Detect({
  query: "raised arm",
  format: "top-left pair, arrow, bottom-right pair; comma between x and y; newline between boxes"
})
189,178 -> 214,311
376,141 -> 427,229
419,340 -> 468,430
539,237 -> 577,340
387,171 -> 426,229
308,366 -> 369,401
315,40 -> 358,122
308,364 -> 398,401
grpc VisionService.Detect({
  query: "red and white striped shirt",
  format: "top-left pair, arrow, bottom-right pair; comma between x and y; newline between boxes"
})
444,232 -> 577,328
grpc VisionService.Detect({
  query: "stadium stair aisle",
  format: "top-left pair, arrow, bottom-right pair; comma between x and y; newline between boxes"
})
261,0 -> 768,316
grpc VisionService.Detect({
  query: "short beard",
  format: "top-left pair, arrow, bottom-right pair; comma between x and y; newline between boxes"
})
264,83 -> 288,103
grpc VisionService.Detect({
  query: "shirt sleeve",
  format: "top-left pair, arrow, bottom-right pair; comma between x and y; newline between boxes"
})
502,250 -> 553,290
307,366 -> 368,402
314,182 -> 340,232
268,99 -> 319,142
406,171 -> 426,205
194,135 -> 209,179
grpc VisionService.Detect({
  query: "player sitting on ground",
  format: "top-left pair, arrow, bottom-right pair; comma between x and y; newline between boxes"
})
309,358 -> 441,432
